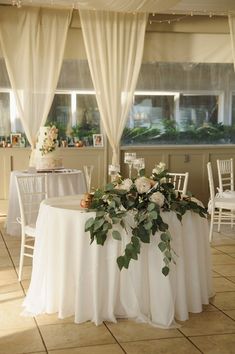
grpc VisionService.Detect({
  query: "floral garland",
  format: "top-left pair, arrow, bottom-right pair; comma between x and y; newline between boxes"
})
85,162 -> 207,276
40,125 -> 58,156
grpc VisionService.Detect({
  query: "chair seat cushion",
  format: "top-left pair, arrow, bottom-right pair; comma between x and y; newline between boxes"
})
217,190 -> 235,198
214,197 -> 235,210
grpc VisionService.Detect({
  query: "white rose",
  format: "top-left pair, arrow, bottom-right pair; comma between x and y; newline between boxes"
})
135,177 -> 151,194
149,191 -> 165,207
152,162 -> 166,175
116,178 -> 133,191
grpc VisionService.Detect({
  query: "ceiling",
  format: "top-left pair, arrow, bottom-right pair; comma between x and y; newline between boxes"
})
0,0 -> 235,15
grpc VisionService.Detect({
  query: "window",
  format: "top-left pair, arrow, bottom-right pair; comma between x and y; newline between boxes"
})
46,91 -> 100,146
0,89 -> 24,143
0,91 -> 11,138
2,59 -> 235,146
122,62 -> 235,145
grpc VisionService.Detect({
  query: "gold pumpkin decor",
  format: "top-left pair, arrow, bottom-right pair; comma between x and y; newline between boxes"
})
80,193 -> 93,209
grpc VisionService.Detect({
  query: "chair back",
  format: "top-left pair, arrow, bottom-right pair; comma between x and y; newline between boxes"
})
167,172 -> 189,195
217,158 -> 234,192
15,174 -> 47,228
207,162 -> 215,202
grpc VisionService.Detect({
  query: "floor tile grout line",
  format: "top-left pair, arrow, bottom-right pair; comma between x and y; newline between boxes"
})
103,322 -> 188,344
31,320 -> 49,354
44,341 -> 125,353
177,325 -> 205,353
208,299 -> 235,322
180,334 -> 204,354
103,322 -> 128,353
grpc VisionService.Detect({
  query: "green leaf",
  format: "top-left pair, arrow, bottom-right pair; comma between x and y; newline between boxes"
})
85,217 -> 94,231
96,233 -> 107,245
112,230 -> 122,240
139,168 -> 145,177
123,254 -> 131,268
140,233 -> 150,243
131,236 -> 140,247
165,250 -> 172,261
120,219 -> 125,228
117,256 -> 125,270
112,217 -> 120,224
160,232 -> 170,242
105,183 -> 115,191
163,256 -> 170,265
93,218 -> 105,231
144,220 -> 153,230
96,210 -> 105,217
102,222 -> 111,231
109,200 -> 116,209
94,189 -> 103,198
176,213 -> 182,222
147,202 -> 155,211
158,241 -> 167,252
113,196 -> 121,205
162,266 -> 170,276
159,221 -> 168,232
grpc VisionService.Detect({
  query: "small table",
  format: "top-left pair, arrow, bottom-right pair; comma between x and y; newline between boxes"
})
6,169 -> 86,236
23,195 -> 214,328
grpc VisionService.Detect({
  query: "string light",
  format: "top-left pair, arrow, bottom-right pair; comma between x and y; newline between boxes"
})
149,14 -> 188,24
148,11 -> 229,25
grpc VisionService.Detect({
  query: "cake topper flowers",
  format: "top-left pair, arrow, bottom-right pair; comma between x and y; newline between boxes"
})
40,125 -> 58,156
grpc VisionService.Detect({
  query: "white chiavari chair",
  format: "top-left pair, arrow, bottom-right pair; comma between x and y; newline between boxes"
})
167,172 -> 189,195
15,173 -> 47,281
207,162 -> 235,242
217,158 -> 234,194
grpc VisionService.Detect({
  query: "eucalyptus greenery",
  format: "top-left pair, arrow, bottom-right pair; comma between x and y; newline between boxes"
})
85,166 -> 207,276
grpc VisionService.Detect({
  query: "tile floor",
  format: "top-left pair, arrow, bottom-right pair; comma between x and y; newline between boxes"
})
0,217 -> 235,354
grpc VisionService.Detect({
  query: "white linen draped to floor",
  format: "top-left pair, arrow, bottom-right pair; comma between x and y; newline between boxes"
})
22,195 -> 214,328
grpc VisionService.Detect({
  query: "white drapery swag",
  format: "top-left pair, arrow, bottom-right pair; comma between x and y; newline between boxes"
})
77,0 -> 180,12
80,10 -> 147,164
0,6 -> 71,163
229,15 -> 235,71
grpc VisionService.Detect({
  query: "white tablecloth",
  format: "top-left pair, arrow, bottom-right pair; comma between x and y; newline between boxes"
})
23,195 -> 214,328
6,170 -> 86,236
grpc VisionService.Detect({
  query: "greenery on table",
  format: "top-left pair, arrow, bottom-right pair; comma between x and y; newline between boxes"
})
85,163 -> 207,276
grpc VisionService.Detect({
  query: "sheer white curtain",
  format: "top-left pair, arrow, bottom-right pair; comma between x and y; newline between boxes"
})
229,15 -> 235,70
80,10 -> 147,164
0,6 -> 71,163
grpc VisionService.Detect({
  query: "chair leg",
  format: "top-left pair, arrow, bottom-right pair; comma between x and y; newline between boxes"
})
209,211 -> 214,243
18,233 -> 25,281
218,209 -> 222,232
231,211 -> 234,229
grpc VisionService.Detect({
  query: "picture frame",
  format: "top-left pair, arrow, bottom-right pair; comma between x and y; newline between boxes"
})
93,134 -> 104,147
10,133 -> 21,148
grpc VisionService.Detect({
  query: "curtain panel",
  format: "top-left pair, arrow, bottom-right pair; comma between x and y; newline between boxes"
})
0,6 -> 71,162
229,15 -> 235,71
80,10 -> 147,164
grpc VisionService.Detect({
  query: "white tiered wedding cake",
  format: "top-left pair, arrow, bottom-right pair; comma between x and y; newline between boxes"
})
35,126 -> 63,170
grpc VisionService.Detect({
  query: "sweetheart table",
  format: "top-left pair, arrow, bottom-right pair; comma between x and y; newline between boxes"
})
23,195 -> 214,328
